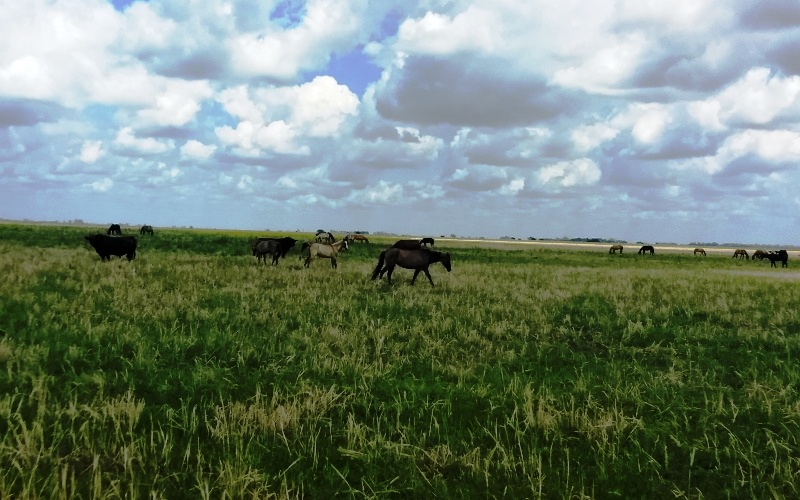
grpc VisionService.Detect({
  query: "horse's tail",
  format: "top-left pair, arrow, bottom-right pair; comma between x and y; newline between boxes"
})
371,250 -> 386,280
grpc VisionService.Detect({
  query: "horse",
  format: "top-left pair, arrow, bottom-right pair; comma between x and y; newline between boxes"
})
107,224 -> 122,235
315,231 -> 335,244
609,244 -> 623,254
345,233 -> 369,244
765,250 -> 788,268
693,248 -> 706,256
732,249 -> 749,260
252,237 -> 297,265
752,249 -> 769,261
391,239 -> 423,250
638,245 -> 654,255
371,248 -> 451,286
304,239 -> 348,268
421,237 -> 435,247
139,225 -> 154,235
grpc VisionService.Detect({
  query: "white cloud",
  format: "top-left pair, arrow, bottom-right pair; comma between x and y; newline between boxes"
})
714,68 -> 800,126
114,127 -> 172,154
228,0 -> 364,80
89,177 -> 113,192
79,141 -> 105,164
181,140 -> 217,160
215,76 -> 357,155
538,159 -> 602,187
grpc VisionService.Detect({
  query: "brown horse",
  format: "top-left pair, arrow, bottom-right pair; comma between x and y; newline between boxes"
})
638,245 -> 654,255
732,249 -> 749,260
345,233 -> 369,244
371,248 -> 451,286
752,249 -> 769,261
304,239 -> 348,268
609,244 -> 623,254
693,248 -> 706,256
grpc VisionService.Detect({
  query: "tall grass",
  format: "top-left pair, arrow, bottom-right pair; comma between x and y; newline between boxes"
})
1,224 -> 799,497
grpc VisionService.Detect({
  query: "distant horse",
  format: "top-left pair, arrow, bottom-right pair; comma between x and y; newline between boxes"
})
765,250 -> 788,268
693,248 -> 706,256
638,245 -> 654,255
609,244 -> 623,254
732,249 -> 749,260
752,249 -> 769,261
345,233 -> 369,244
421,237 -> 435,247
371,248 -> 451,286
391,239 -> 423,250
252,237 -> 297,265
305,239 -> 348,268
107,224 -> 122,235
139,225 -> 154,235
315,231 -> 335,244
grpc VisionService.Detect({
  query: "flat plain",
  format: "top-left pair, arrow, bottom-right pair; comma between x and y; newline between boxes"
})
1,223 -> 799,498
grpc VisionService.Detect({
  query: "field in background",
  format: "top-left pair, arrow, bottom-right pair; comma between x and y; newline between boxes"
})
1,223 -> 799,498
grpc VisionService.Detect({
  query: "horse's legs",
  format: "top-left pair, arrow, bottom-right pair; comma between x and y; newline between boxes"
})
331,257 -> 337,269
423,268 -> 435,286
411,269 -> 421,284
386,264 -> 394,284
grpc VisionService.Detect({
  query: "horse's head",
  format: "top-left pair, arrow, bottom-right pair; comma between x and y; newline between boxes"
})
441,253 -> 452,272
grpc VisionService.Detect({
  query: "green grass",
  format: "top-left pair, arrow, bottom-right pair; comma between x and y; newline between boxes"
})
1,223 -> 799,498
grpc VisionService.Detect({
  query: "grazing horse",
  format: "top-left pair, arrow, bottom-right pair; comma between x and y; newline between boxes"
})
252,237 -> 297,265
345,233 -> 369,244
305,239 -> 348,268
391,239 -> 423,250
765,250 -> 788,268
371,248 -> 451,286
638,245 -> 654,255
693,248 -> 706,256
609,244 -> 623,254
139,225 -> 154,235
315,231 -> 335,244
732,249 -> 749,260
107,224 -> 122,235
752,249 -> 769,261
421,237 -> 435,247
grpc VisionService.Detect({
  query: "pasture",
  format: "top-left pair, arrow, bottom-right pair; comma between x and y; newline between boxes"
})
1,223 -> 799,498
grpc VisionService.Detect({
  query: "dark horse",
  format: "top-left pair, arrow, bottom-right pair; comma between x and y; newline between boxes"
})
107,224 -> 122,235
139,225 -> 154,235
421,237 -> 435,247
638,245 -> 654,255
371,248 -> 451,286
765,250 -> 788,268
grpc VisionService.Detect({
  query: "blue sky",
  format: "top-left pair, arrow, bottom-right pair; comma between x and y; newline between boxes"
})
2,0 -> 800,244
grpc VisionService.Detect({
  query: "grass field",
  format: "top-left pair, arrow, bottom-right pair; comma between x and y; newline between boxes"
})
1,223 -> 799,498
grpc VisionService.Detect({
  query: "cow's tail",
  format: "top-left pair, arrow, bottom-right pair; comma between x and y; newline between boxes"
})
370,250 -> 386,280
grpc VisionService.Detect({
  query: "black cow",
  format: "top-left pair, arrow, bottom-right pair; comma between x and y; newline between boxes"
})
85,234 -> 137,261
140,225 -> 154,235
107,224 -> 122,235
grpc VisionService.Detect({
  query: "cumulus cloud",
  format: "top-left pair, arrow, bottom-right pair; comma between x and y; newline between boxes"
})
181,140 -> 216,160
4,0 -> 800,244
79,141 -> 105,163
537,159 -> 602,187
115,127 -> 173,154
215,76 -> 358,155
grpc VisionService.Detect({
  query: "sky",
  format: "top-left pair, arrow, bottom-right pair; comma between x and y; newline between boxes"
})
2,0 -> 800,244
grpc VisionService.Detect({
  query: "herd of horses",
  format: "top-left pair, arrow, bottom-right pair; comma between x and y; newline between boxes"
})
249,233 -> 450,286
607,244 -> 789,268
88,225 -> 793,285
